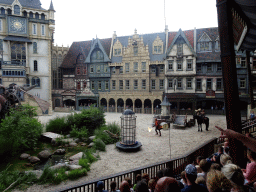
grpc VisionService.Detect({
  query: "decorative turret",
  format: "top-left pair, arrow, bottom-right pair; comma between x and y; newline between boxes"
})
48,0 -> 55,20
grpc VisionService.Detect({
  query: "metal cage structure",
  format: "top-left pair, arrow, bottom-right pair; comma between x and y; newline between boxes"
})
116,109 -> 142,151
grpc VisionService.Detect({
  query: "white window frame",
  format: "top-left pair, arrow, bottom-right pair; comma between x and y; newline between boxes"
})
32,23 -> 37,35
151,79 -> 156,90
142,79 -> 146,90
168,60 -> 173,70
112,80 -> 116,90
134,79 -> 138,90
0,19 -> 2,31
142,62 -> 146,73
41,24 -> 45,36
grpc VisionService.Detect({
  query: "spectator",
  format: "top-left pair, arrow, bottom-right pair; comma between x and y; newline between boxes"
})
195,165 -> 202,174
210,163 -> 222,171
136,180 -> 148,192
242,149 -> 256,185
148,179 -> 157,192
181,164 -> 208,192
196,156 -> 204,165
133,174 -> 142,191
215,126 -> 256,153
207,147 -> 223,165
155,177 -> 181,192
198,159 -> 210,180
222,163 -> 255,192
195,176 -> 206,186
206,170 -> 232,192
223,139 -> 230,155
110,181 -> 120,192
220,154 -> 232,166
156,170 -> 164,180
250,111 -> 255,120
142,173 -> 150,185
97,181 -> 108,192
120,181 -> 131,192
162,168 -> 173,177
124,177 -> 134,192
180,171 -> 187,188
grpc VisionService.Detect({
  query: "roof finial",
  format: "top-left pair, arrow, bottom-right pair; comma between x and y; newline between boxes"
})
49,0 -> 55,11
134,28 -> 137,34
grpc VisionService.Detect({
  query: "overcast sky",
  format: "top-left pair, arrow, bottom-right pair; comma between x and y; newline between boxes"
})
40,0 -> 218,47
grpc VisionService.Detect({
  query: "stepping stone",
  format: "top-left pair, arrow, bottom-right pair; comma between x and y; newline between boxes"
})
68,165 -> 82,170
69,152 -> 83,161
41,132 -> 63,143
49,163 -> 67,170
69,142 -> 77,147
20,153 -> 30,160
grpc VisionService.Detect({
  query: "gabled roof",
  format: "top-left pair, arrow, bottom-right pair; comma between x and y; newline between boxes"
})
0,0 -> 44,10
85,38 -> 111,63
196,27 -> 221,62
111,32 -> 166,63
61,38 -> 112,68
167,29 -> 196,56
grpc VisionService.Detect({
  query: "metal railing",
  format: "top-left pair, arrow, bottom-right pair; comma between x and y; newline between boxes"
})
56,137 -> 218,192
3,61 -> 26,66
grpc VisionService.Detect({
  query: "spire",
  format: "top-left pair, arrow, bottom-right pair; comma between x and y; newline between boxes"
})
49,0 -> 55,11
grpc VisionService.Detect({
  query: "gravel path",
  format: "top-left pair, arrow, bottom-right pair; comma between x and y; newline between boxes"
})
13,112 -> 227,192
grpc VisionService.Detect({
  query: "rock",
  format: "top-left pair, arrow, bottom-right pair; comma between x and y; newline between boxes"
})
89,136 -> 95,141
25,170 -> 43,179
28,156 -> 40,164
54,148 -> 66,155
69,152 -> 83,161
66,134 -> 70,138
69,142 -> 77,147
74,138 -> 80,143
68,165 -> 82,170
69,160 -> 79,165
24,163 -> 32,167
49,163 -> 67,170
65,171 -> 69,175
20,153 -> 30,160
38,150 -> 52,160
65,144 -> 69,147
80,143 -> 86,146
88,142 -> 94,148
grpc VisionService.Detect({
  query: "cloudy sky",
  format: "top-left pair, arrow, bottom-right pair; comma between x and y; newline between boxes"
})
40,0 -> 218,47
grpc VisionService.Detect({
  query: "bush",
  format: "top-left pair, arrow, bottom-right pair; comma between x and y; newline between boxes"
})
79,158 -> 90,171
94,138 -> 106,151
70,125 -> 88,140
94,123 -> 120,145
0,105 -> 42,157
46,116 -> 68,134
68,169 -> 87,180
84,150 -> 97,163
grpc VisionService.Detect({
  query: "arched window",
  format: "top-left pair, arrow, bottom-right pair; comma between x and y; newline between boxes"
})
34,60 -> 38,71
26,77 -> 30,86
23,11 -> 27,17
35,12 -> 39,19
77,82 -> 81,90
1,8 -> 5,15
7,8 -> 12,15
32,77 -> 40,87
33,42 -> 37,53
29,12 -> 33,18
41,13 -> 45,20
14,5 -> 20,15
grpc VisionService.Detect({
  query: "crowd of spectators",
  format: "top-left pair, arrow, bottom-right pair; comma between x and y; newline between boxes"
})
95,126 -> 256,192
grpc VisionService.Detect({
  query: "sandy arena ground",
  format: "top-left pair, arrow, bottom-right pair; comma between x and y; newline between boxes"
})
13,112 -> 227,192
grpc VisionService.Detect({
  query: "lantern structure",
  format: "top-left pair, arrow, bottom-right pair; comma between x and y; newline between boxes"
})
160,96 -> 171,116
116,109 -> 142,151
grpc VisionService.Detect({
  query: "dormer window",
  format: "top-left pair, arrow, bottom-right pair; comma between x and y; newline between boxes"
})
134,47 -> 138,56
114,48 -> 121,56
14,5 -> 20,15
152,35 -> 164,54
197,32 -> 212,52
35,13 -> 39,19
154,46 -> 162,54
177,44 -> 183,55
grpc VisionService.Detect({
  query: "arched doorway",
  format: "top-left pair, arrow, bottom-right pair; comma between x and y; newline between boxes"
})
117,98 -> 124,113
153,99 -> 161,114
55,99 -> 60,107
144,99 -> 152,114
135,99 -> 142,113
126,98 -> 133,110
109,98 -> 115,112
100,98 -> 107,112
63,99 -> 75,109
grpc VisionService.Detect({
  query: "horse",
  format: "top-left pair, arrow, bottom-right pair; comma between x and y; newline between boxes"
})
193,115 -> 209,132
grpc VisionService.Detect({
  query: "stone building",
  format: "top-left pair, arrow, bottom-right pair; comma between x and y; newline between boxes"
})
0,0 -> 55,115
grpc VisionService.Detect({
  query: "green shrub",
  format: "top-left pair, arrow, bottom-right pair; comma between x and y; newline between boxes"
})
68,169 -> 87,180
70,125 -> 88,140
84,150 -> 97,163
94,123 -> 120,145
94,138 -> 106,151
79,158 -> 90,171
38,166 -> 56,184
46,116 -> 68,134
0,105 -> 42,156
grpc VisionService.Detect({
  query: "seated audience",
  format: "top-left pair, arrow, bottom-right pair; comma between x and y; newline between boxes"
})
206,170 -> 232,192
207,147 -> 223,165
179,171 -> 187,189
155,177 -> 181,192
222,163 -> 255,192
195,176 -> 206,186
142,173 -> 150,185
124,177 -> 134,192
97,181 -> 108,192
136,180 -> 148,192
215,126 -> 256,153
121,181 -> 131,192
220,154 -> 233,167
196,156 -> 204,165
181,164 -> 208,192
210,163 -> 222,171
133,174 -> 142,191
110,181 -> 120,192
195,165 -> 202,174
242,149 -> 256,185
198,159 -> 210,180
148,179 -> 157,192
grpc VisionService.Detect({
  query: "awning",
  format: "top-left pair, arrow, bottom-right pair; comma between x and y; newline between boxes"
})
3,36 -> 31,43
233,0 -> 256,51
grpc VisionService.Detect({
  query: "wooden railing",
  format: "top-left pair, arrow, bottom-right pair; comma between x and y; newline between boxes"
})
55,137 -> 218,192
242,118 -> 256,134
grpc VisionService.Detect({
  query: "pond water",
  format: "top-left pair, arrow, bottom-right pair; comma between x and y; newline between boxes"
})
34,155 -> 67,170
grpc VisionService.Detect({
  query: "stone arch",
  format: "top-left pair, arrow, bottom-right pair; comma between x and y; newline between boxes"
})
109,98 -> 115,107
153,99 -> 161,108
100,98 -> 107,107
144,99 -> 152,108
126,98 -> 133,109
135,99 -> 142,108
117,98 -> 124,107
